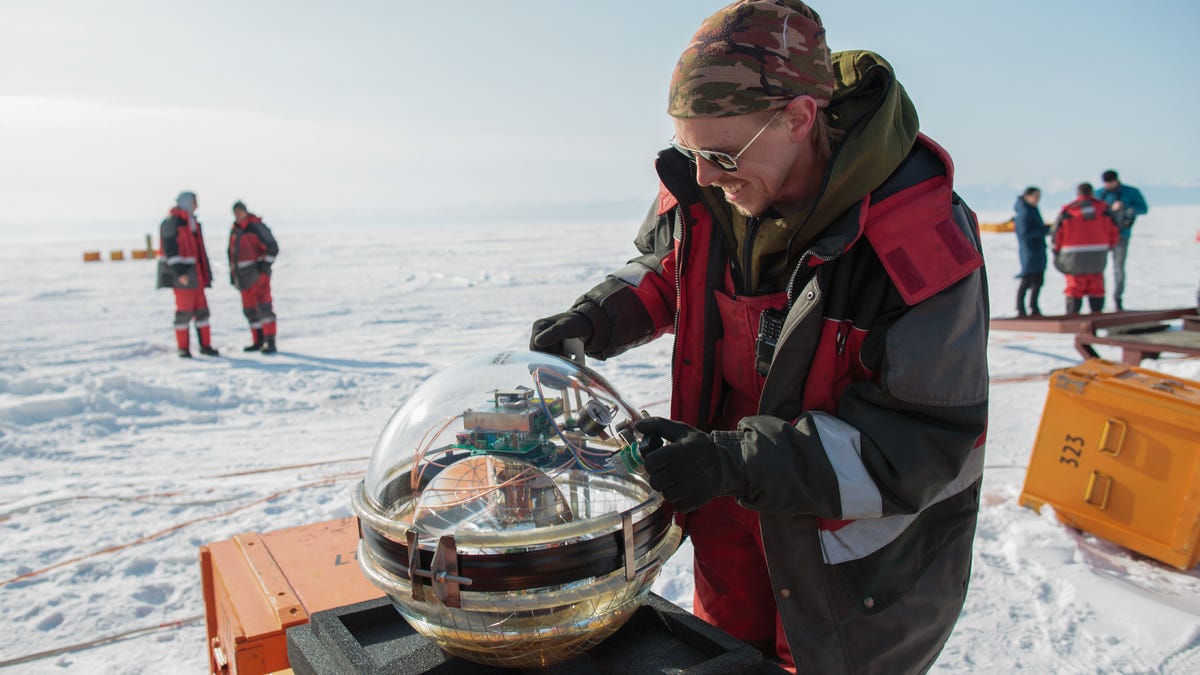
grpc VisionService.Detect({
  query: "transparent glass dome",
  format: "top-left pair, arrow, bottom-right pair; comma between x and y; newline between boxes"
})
353,351 -> 680,668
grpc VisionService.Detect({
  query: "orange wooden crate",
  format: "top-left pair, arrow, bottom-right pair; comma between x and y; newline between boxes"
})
1020,359 -> 1200,569
199,517 -> 382,674
83,251 -> 101,262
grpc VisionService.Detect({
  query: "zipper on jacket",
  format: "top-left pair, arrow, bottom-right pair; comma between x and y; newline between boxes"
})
668,204 -> 688,412
784,248 -> 837,308
742,216 -> 761,293
835,326 -> 847,356
778,64 -> 897,308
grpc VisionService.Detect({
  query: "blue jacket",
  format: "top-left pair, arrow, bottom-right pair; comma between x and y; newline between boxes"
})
1013,197 -> 1049,276
1094,183 -> 1148,240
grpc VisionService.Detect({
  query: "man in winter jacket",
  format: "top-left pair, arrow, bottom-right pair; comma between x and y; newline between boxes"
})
157,191 -> 219,358
1094,169 -> 1148,311
1052,183 -> 1120,315
530,2 -> 988,672
228,201 -> 280,353
1014,187 -> 1049,316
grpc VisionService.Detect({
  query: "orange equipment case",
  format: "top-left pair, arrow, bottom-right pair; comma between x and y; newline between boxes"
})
1020,359 -> 1200,570
199,516 -> 382,674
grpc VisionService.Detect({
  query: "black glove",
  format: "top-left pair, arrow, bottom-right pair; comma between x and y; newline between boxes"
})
634,417 -> 745,513
530,311 -> 592,356
258,261 -> 273,275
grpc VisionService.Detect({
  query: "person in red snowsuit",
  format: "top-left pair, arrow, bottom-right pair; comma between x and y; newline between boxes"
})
1052,183 -> 1120,314
228,201 -> 280,353
157,191 -> 219,358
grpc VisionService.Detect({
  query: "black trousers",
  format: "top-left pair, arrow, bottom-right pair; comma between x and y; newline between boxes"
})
1017,273 -> 1044,315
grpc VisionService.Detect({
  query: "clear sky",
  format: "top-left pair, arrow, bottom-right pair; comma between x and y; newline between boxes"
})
2,0 -> 1198,235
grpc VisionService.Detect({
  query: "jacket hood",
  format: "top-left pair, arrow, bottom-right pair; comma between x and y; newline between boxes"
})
1014,197 -> 1040,214
802,50 -> 920,236
732,50 -> 920,291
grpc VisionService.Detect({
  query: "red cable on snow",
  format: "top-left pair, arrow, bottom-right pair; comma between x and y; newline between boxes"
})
0,615 -> 204,668
0,472 -> 362,588
203,455 -> 368,478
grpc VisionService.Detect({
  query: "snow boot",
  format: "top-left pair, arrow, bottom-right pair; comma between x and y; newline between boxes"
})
243,328 -> 264,352
1065,297 -> 1083,315
261,336 -> 277,355
1114,297 -> 1124,312
198,344 -> 220,357
1088,296 -> 1105,314
178,349 -> 193,359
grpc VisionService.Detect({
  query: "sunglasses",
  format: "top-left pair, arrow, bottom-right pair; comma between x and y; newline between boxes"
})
669,109 -> 782,173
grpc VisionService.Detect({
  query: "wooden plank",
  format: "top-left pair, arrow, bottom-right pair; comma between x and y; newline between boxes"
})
1075,332 -> 1200,363
991,308 -> 1195,334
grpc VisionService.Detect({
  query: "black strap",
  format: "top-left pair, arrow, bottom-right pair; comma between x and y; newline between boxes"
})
359,498 -> 675,593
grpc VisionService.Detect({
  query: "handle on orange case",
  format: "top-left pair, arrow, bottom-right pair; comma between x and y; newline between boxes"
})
1084,471 -> 1113,510
1099,418 -> 1126,456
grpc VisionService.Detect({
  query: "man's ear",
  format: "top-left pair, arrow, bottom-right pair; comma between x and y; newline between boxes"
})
784,96 -> 818,143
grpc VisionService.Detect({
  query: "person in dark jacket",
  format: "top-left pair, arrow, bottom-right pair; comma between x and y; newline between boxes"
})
228,201 -> 280,353
1014,186 -> 1049,316
1094,169 -> 1148,311
157,191 -> 219,358
530,2 -> 988,672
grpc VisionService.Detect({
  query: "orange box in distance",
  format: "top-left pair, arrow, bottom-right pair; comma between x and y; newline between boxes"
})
199,516 -> 382,674
1020,359 -> 1200,570
83,251 -> 101,262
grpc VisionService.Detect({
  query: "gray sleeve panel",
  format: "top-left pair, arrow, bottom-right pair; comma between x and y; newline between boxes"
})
632,198 -> 673,265
605,200 -> 673,287
253,221 -> 280,257
160,217 -> 179,259
882,268 -> 989,407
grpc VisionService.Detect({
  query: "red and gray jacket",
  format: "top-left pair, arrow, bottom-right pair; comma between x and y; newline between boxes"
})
158,207 -> 212,289
569,136 -> 989,672
1052,197 -> 1118,275
227,214 -> 279,290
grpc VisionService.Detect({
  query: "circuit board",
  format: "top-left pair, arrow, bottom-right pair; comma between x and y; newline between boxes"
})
456,388 -> 565,464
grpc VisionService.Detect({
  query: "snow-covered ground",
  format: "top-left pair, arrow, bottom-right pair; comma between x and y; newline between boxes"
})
1,206 -> 1198,673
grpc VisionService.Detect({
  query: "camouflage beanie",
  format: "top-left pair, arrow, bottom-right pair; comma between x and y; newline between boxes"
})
668,0 -> 835,118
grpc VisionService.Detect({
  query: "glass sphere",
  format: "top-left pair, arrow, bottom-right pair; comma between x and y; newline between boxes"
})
353,351 -> 679,668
